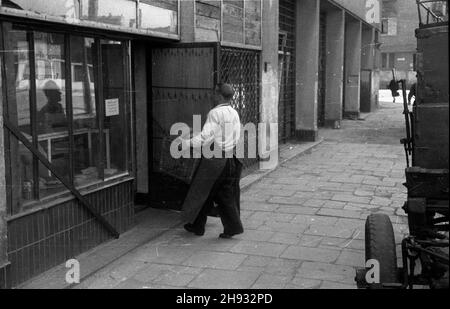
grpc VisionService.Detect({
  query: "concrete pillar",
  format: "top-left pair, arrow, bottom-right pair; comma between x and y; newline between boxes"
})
361,26 -> 375,70
324,9 -> 345,128
259,0 -> 279,170
343,19 -> 362,119
295,0 -> 320,141
360,26 -> 377,113
0,57 -> 11,288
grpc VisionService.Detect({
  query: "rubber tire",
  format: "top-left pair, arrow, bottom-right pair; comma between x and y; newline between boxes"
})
365,214 -> 399,285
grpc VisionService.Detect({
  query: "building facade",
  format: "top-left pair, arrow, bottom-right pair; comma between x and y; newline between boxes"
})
380,0 -> 419,87
0,0 -> 381,288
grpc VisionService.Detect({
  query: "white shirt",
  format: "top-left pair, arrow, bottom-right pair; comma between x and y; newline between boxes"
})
187,104 -> 241,153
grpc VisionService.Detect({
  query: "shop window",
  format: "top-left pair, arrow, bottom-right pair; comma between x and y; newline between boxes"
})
80,0 -> 137,28
220,0 -> 262,46
101,40 -> 127,177
4,27 -> 37,210
1,0 -> 79,19
70,36 -> 102,186
2,1 -> 181,38
139,2 -> 178,34
2,25 -> 130,215
244,0 -> 262,46
33,32 -> 71,198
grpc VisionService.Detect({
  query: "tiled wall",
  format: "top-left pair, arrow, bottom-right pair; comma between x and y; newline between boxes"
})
0,263 -> 11,289
7,180 -> 134,287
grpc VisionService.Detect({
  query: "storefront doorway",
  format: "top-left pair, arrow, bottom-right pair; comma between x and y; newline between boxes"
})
135,43 -> 261,211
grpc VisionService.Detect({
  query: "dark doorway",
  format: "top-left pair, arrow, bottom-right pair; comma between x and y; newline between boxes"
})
317,12 -> 327,127
146,43 -> 261,211
278,0 -> 296,143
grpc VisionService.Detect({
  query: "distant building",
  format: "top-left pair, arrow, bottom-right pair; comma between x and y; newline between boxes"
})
380,0 -> 419,88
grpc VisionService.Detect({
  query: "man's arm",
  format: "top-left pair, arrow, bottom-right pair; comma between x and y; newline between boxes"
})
182,110 -> 220,149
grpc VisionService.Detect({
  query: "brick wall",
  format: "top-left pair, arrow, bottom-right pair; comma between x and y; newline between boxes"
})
381,0 -> 418,52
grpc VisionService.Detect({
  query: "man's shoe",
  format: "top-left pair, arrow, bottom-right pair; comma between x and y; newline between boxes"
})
184,224 -> 205,236
219,233 -> 240,239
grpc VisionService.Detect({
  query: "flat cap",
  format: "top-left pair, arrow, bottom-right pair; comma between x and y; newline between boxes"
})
217,83 -> 234,99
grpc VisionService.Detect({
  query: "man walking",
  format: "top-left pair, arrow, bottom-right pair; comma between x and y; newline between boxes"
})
179,83 -> 244,239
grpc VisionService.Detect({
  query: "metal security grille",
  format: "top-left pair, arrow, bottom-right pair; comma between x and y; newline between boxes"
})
219,47 -> 261,172
279,0 -> 296,142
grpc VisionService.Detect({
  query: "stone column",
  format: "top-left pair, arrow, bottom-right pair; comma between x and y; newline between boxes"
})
361,26 -> 375,71
324,9 -> 345,128
360,26 -> 377,112
259,0 -> 279,170
344,18 -> 362,119
295,0 -> 320,141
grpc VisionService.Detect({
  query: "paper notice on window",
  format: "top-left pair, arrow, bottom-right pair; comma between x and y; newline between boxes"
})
105,98 -> 119,116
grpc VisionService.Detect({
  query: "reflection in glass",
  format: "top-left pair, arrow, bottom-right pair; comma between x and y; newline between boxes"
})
34,32 -> 70,198
101,40 -> 127,178
8,28 -> 36,212
17,139 -> 35,211
2,0 -> 79,19
80,0 -> 137,28
139,3 -> 178,34
70,36 -> 101,187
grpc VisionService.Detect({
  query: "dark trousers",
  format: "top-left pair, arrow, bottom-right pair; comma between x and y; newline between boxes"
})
191,157 -> 243,235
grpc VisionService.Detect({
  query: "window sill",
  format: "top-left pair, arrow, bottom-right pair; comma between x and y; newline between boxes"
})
6,174 -> 134,222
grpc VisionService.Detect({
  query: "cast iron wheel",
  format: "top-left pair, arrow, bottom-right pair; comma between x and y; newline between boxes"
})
365,214 -> 399,287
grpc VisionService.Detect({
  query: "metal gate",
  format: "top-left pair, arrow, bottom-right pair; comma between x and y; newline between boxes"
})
149,44 -> 261,209
278,0 -> 296,142
150,43 -> 217,209
219,47 -> 261,173
318,12 -> 327,127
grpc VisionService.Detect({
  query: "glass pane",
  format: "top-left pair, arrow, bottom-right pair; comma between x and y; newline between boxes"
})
382,53 -> 387,69
245,0 -> 262,46
15,139 -> 35,212
101,40 -> 127,177
389,53 -> 395,69
223,1 -> 243,44
80,0 -> 137,28
70,36 -> 101,187
34,32 -> 70,198
139,3 -> 178,34
5,28 -> 36,213
3,0 -> 79,19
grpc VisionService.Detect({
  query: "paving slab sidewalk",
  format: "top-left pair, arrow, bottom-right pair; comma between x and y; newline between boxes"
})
21,100 -> 409,289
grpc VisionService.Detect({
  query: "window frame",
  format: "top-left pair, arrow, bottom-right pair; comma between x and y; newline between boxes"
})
380,17 -> 398,36
381,18 -> 389,34
381,52 -> 396,70
1,21 -> 133,215
0,0 -> 181,40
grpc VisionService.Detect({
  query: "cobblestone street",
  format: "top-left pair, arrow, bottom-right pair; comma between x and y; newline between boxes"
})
75,99 -> 410,289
